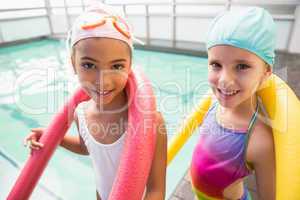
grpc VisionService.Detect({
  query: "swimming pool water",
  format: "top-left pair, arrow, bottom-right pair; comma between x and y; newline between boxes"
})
0,39 -> 208,199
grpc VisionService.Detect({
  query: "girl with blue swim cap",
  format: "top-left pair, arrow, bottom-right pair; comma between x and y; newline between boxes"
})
190,7 -> 276,200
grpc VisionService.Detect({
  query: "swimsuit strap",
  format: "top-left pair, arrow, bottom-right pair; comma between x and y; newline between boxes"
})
244,99 -> 260,170
247,101 -> 259,134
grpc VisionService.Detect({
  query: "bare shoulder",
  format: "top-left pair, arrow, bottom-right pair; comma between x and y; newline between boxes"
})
155,111 -> 165,125
155,111 -> 167,143
73,101 -> 89,125
246,118 -> 274,165
74,110 -> 79,120
73,110 -> 79,131
246,116 -> 276,199
74,101 -> 93,132
145,112 -> 167,198
156,112 -> 167,134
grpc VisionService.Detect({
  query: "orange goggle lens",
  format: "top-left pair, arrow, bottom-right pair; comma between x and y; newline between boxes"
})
81,19 -> 106,30
80,16 -> 131,39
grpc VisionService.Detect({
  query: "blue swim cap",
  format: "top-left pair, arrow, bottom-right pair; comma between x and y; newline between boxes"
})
206,7 -> 276,66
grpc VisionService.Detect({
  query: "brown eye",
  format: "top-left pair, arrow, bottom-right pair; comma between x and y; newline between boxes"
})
209,62 -> 221,70
112,64 -> 124,70
81,62 -> 96,69
236,64 -> 250,70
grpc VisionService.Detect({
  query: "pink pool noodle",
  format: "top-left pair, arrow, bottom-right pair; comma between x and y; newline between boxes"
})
108,69 -> 157,200
7,88 -> 91,200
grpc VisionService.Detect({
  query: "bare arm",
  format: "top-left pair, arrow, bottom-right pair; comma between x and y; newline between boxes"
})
249,125 -> 275,200
60,113 -> 89,155
60,134 -> 88,155
144,112 -> 167,200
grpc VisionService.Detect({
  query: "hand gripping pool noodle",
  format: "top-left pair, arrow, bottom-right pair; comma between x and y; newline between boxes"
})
7,88 -> 91,200
108,68 -> 157,200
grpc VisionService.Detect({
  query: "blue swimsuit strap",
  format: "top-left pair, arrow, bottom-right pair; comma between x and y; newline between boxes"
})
243,102 -> 260,200
244,100 -> 260,171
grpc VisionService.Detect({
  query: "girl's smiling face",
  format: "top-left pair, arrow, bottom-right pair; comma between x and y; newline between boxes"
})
208,45 -> 272,109
71,37 -> 131,107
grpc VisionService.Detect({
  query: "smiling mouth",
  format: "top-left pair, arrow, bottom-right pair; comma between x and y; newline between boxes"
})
93,89 -> 114,97
217,88 -> 240,97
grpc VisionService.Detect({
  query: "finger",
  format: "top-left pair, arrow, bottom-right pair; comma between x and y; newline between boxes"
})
29,142 -> 41,150
24,134 -> 36,146
24,135 -> 33,147
24,129 -> 42,147
30,144 -> 40,150
31,140 -> 44,148
23,138 -> 28,146
31,128 -> 44,132
25,132 -> 37,140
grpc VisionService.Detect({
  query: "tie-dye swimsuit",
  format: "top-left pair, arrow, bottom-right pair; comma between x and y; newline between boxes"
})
191,102 -> 259,200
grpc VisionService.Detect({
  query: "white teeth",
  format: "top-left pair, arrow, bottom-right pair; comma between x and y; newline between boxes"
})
97,90 -> 110,95
220,89 -> 239,96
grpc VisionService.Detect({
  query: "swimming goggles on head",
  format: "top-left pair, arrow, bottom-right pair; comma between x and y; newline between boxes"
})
81,15 -> 131,39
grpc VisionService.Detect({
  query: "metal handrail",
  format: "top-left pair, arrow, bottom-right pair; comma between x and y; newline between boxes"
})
119,12 -> 295,21
1,1 -> 299,13
0,15 -> 48,23
229,0 -> 300,6
44,0 -> 53,35
0,1 -> 298,49
108,1 -> 300,6
0,2 -> 297,21
62,0 -> 71,30
0,11 -> 295,22
0,7 -> 46,12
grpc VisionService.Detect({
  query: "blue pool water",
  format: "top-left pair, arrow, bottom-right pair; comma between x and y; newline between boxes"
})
0,39 -> 208,199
